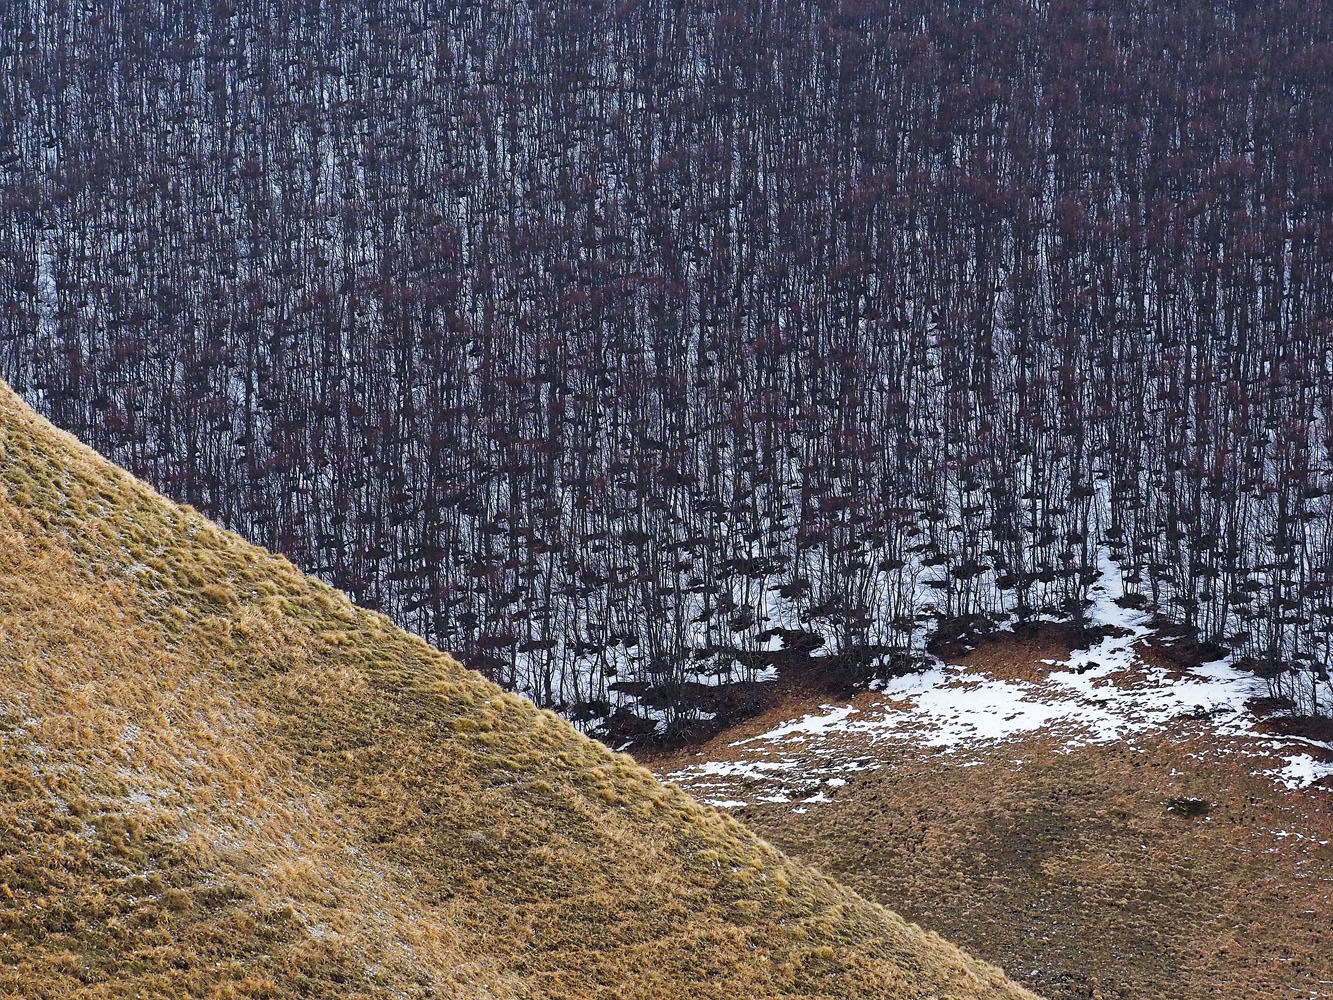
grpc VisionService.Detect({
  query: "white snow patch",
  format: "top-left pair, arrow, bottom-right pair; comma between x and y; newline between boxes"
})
1267,754 -> 1333,791
743,704 -> 859,742
666,556 -> 1333,812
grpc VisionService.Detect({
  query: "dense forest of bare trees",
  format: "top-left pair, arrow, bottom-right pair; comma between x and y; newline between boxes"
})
3,0 -> 1331,740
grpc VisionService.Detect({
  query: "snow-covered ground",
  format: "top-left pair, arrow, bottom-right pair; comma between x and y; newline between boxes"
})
665,563 -> 1333,810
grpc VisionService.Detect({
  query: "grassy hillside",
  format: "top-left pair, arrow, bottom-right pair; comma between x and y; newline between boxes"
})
653,630 -> 1333,1000
0,380 -> 1038,1000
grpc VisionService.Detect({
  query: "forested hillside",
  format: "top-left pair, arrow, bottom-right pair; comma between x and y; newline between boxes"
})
3,0 -> 1331,740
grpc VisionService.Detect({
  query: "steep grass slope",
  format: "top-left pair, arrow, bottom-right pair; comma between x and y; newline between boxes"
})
0,381 -> 1038,1000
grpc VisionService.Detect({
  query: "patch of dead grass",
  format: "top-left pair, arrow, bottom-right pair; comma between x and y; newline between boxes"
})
654,631 -> 1333,1000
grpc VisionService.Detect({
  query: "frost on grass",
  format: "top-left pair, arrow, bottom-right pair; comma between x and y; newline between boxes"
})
667,562 -> 1333,809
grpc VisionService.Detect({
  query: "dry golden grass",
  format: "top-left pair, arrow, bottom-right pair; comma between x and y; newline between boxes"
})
0,380 -> 1039,1000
